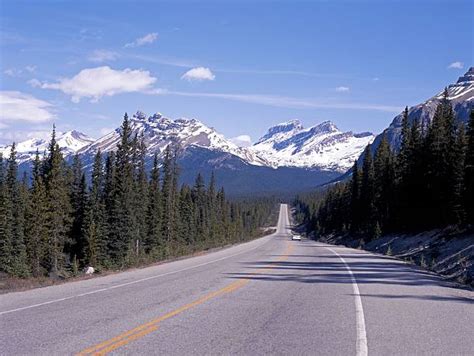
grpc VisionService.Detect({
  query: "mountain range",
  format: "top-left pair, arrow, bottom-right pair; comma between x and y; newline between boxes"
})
0,112 -> 373,194
1,67 -> 472,194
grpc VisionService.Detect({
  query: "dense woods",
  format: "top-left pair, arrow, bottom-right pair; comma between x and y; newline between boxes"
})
295,91 -> 474,241
0,114 -> 277,279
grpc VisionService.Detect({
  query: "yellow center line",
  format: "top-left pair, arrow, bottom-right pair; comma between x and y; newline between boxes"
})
77,240 -> 293,355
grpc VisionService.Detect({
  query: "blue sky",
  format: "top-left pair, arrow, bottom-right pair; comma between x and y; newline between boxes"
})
0,0 -> 472,145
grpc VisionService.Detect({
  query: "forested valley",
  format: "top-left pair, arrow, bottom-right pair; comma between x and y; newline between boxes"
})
0,114 -> 277,280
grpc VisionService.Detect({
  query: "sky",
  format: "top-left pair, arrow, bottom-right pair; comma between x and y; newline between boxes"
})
0,0 -> 472,146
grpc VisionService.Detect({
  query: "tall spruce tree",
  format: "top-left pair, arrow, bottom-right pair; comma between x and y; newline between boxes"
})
360,145 -> 376,238
465,110 -> 474,223
146,154 -> 162,254
83,150 -> 107,267
0,152 -> 12,274
44,127 -> 72,275
26,151 -> 49,276
108,114 -> 136,266
70,155 -> 87,262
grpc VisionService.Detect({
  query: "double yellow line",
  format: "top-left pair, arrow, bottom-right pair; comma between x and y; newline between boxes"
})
78,241 -> 293,355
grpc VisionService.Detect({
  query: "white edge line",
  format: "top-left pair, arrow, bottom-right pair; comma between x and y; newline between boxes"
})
326,246 -> 368,356
0,235 -> 273,316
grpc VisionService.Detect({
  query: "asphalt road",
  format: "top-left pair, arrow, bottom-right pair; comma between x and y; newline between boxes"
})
1,204 -> 473,355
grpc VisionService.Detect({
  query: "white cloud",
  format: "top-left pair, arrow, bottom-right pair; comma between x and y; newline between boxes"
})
28,78 -> 42,87
373,77 -> 380,81
37,66 -> 157,103
88,49 -> 119,63
125,32 -> 158,48
0,91 -> 55,125
3,69 -> 18,77
448,61 -> 463,69
335,86 -> 350,92
181,67 -> 215,82
230,135 -> 252,147
25,65 -> 37,73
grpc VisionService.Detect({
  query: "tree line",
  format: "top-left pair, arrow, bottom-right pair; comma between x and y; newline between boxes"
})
295,91 -> 474,241
0,114 -> 277,278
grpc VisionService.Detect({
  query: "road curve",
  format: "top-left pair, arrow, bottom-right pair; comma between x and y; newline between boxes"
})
1,204 -> 473,355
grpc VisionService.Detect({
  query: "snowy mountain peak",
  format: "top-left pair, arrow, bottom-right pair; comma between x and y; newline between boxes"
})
309,121 -> 339,135
256,119 -> 303,145
0,130 -> 95,164
434,67 -> 474,101
251,120 -> 374,172
83,111 -> 269,167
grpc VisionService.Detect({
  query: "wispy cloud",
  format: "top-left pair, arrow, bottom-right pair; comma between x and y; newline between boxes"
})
156,90 -> 402,113
125,32 -> 158,48
3,65 -> 37,77
34,66 -> 157,103
124,53 -> 196,68
447,61 -> 463,69
88,49 -> 120,63
181,67 -> 215,81
215,68 -> 356,79
335,86 -> 350,92
0,91 -> 55,125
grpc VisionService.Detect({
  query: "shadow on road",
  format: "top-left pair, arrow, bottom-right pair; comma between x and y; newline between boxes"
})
225,248 -> 474,305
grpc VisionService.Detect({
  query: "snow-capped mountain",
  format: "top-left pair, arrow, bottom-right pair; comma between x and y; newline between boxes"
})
81,111 -> 269,168
0,130 -> 95,164
251,120 -> 374,172
373,67 -> 474,151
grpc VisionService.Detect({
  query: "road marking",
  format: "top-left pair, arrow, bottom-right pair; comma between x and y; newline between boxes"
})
78,240 -> 293,355
325,247 -> 368,356
78,279 -> 249,355
0,236 -> 273,316
93,325 -> 159,356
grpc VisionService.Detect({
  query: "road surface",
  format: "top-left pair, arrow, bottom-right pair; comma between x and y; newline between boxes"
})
1,204 -> 473,355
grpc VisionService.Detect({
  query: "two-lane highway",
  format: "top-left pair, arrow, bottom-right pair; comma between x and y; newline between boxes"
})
1,204 -> 473,355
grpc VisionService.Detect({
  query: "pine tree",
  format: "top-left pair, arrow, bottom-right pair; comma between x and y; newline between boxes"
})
464,110 -> 474,223
44,127 -> 72,275
177,185 -> 195,247
360,145 -> 376,238
5,144 -> 29,276
146,154 -> 162,254
373,133 -> 394,231
192,173 -> 207,244
450,124 -> 467,223
109,114 -> 135,266
161,145 -> 177,254
398,106 -> 411,179
26,151 -> 49,276
349,160 -> 361,234
83,150 -> 107,267
70,155 -> 87,263
425,90 -> 457,226
0,152 -> 12,274
132,135 -> 148,260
